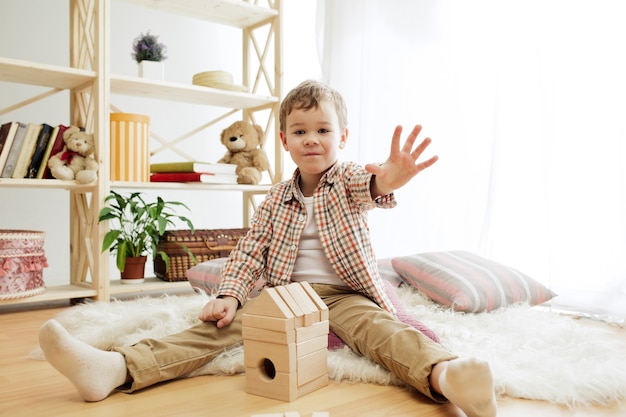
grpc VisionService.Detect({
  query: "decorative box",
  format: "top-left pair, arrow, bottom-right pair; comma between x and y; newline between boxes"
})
0,230 -> 48,300
154,228 -> 249,282
110,112 -> 150,182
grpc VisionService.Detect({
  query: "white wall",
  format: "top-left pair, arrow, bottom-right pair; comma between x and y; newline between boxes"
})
0,0 -> 320,286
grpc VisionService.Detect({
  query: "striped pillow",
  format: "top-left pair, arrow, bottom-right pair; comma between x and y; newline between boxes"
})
391,251 -> 556,313
186,257 -> 266,298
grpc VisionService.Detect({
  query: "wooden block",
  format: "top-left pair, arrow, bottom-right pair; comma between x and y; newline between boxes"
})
297,348 -> 327,386
296,320 -> 329,342
274,285 -> 306,327
243,339 -> 296,373
283,412 -> 301,417
243,313 -> 295,332
285,283 -> 320,325
297,334 -> 327,357
246,367 -> 328,402
311,412 -> 330,417
297,373 -> 329,398
243,326 -> 295,344
299,281 -> 329,321
248,287 -> 297,319
245,367 -> 298,402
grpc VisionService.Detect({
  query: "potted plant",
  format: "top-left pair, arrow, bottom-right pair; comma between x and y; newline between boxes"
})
98,190 -> 194,283
131,31 -> 167,79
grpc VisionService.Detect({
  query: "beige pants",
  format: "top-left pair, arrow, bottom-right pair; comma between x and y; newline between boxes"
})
114,284 -> 455,401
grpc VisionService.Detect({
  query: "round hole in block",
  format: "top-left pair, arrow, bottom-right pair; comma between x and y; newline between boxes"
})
260,358 -> 276,380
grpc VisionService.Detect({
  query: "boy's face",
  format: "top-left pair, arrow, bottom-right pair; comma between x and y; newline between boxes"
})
280,100 -> 348,180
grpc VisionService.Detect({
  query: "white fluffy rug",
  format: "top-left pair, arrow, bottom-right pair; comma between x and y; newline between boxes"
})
31,286 -> 626,406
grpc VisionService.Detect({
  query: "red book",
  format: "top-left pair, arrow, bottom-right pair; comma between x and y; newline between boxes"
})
150,171 -> 238,184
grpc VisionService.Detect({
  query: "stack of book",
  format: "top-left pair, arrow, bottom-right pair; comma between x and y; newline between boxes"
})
149,161 -> 239,184
0,122 -> 69,180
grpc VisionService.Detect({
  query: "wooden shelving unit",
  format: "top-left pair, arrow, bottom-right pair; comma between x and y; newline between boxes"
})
0,0 -> 282,307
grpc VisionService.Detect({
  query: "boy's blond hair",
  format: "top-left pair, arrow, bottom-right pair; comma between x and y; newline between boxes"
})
279,80 -> 348,132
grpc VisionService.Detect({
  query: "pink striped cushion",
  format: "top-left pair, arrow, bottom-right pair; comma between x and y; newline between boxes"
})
186,257 -> 266,298
391,251 -> 556,313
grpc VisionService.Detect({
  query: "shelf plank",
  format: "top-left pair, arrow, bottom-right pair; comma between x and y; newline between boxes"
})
0,285 -> 98,307
118,0 -> 277,28
111,180 -> 271,192
0,57 -> 95,89
0,178 -> 95,191
109,277 -> 194,295
111,75 -> 277,109
0,179 -> 271,197
0,280 -> 194,307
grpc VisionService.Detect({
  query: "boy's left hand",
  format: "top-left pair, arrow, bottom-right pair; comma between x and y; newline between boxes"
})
366,124 -> 438,196
199,296 -> 239,328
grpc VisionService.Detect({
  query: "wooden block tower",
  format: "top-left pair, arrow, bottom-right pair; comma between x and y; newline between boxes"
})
242,282 -> 329,402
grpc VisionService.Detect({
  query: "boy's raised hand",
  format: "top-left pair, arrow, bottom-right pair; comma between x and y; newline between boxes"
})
366,124 -> 438,196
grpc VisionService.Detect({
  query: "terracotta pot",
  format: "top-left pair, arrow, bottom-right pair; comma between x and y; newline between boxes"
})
120,256 -> 147,284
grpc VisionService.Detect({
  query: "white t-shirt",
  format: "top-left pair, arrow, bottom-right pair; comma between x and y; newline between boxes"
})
290,195 -> 347,287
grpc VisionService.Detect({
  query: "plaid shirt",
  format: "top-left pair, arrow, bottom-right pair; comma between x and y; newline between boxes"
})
218,161 -> 397,313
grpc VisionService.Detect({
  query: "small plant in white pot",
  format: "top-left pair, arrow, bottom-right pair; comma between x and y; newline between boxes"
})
98,190 -> 194,283
131,31 -> 167,79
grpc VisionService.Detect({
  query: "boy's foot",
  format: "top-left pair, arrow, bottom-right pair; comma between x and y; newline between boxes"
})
439,357 -> 497,417
39,319 -> 127,402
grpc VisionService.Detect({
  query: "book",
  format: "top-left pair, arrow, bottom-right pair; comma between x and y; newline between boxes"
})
0,122 -> 14,155
12,123 -> 43,178
39,124 -> 68,179
26,123 -> 54,178
36,124 -> 61,179
0,122 -> 19,173
150,171 -> 239,184
1,122 -> 28,178
150,161 -> 238,175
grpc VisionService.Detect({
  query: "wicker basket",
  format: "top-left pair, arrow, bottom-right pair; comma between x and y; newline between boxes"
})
0,230 -> 48,300
154,228 -> 249,282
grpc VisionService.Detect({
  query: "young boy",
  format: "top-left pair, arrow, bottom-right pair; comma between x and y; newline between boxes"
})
39,80 -> 497,417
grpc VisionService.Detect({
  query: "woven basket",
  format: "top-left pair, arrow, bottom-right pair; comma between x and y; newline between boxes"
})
154,228 -> 249,282
0,230 -> 48,300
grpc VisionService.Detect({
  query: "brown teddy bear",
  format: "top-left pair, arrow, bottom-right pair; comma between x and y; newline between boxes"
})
47,126 -> 98,184
217,120 -> 270,184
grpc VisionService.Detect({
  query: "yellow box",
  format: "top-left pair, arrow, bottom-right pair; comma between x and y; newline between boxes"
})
110,113 -> 150,182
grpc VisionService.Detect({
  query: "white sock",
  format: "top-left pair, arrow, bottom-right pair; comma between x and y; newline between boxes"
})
39,319 -> 128,402
438,357 -> 497,417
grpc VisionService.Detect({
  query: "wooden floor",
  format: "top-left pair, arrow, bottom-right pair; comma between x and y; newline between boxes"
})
1,301 -> 625,417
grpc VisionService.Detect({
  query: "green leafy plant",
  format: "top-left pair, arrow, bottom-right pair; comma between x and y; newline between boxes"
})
98,190 -> 194,272
131,31 -> 167,63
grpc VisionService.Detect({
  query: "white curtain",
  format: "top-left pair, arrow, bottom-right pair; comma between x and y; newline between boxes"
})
317,0 -> 626,319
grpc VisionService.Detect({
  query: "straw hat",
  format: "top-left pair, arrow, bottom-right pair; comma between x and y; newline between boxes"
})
192,71 -> 247,92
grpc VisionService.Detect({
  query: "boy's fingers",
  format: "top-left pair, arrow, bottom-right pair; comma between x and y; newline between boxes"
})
416,155 -> 439,171
390,125 -> 403,153
217,310 -> 235,328
401,124 -> 422,153
411,137 -> 433,160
